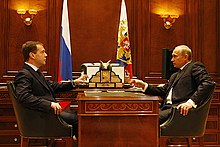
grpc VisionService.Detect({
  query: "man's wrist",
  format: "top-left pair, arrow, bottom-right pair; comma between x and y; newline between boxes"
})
143,83 -> 148,92
71,80 -> 76,87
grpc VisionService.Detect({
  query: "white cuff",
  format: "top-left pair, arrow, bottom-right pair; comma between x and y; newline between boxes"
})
70,80 -> 76,87
143,83 -> 148,92
187,99 -> 197,108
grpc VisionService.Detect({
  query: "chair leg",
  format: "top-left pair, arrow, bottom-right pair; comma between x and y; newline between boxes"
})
198,137 -> 204,147
187,138 -> 192,147
48,139 -> 56,147
21,137 -> 29,147
65,138 -> 73,147
159,137 -> 168,147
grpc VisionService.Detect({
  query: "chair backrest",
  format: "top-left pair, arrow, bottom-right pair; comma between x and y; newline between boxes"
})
7,81 -> 72,138
160,82 -> 216,137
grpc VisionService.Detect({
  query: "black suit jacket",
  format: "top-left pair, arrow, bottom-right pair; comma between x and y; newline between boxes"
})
14,64 -> 75,113
144,62 -> 215,107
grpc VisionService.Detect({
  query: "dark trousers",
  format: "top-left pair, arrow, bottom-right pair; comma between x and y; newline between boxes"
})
60,110 -> 78,138
159,104 -> 172,125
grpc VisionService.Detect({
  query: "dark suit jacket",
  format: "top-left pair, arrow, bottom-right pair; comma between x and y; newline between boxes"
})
144,61 -> 215,107
14,64 -> 75,113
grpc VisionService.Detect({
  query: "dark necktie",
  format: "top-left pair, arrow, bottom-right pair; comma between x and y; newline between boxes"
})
173,69 -> 182,85
36,69 -> 50,88
37,69 -> 46,81
176,69 -> 182,78
36,69 -> 54,96
166,69 -> 182,104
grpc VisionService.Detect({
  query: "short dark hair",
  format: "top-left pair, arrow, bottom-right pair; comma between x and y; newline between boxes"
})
22,41 -> 43,62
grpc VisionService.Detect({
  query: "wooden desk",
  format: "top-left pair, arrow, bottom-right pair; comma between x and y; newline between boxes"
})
77,91 -> 160,147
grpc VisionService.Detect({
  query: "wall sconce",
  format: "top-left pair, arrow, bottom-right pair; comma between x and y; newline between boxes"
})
160,14 -> 179,29
17,9 -> 37,26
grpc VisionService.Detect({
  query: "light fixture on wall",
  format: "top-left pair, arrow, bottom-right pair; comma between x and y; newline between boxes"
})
160,14 -> 179,29
17,9 -> 38,26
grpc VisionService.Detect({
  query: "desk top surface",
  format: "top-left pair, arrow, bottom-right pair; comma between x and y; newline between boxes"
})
77,90 -> 159,101
72,86 -> 143,92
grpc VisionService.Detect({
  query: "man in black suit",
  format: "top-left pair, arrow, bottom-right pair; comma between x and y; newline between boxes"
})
14,41 -> 87,138
131,45 -> 215,124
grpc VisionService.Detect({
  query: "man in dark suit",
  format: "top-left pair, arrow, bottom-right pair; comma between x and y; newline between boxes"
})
131,45 -> 215,124
14,41 -> 87,139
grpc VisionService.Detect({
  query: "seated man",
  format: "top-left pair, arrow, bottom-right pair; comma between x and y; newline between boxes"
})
14,41 -> 87,138
131,45 -> 215,124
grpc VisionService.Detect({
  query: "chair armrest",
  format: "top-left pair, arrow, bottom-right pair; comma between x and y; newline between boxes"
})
160,99 -> 212,137
160,82 -> 216,137
57,114 -> 72,128
16,107 -> 73,138
160,106 -> 178,128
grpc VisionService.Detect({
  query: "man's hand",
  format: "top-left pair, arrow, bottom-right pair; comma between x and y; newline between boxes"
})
130,79 -> 146,89
51,102 -> 62,115
177,102 -> 193,116
73,74 -> 88,85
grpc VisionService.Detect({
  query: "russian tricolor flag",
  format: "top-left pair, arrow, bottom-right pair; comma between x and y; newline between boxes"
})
58,0 -> 72,82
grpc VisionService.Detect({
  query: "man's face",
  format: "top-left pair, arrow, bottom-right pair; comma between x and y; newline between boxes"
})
171,48 -> 188,69
32,44 -> 47,68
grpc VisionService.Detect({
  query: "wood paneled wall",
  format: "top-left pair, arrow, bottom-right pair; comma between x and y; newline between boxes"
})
0,0 -> 219,87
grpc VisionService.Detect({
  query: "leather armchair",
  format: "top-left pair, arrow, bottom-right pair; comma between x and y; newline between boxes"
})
7,81 -> 74,147
160,82 -> 216,147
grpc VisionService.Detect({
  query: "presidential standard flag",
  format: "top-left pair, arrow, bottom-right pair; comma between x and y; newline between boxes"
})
58,0 -> 72,82
116,0 -> 133,79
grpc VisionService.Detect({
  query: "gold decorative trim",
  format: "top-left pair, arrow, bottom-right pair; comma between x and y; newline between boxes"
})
85,101 -> 153,113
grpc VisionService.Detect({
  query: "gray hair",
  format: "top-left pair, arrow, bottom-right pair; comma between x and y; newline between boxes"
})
175,45 -> 192,60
